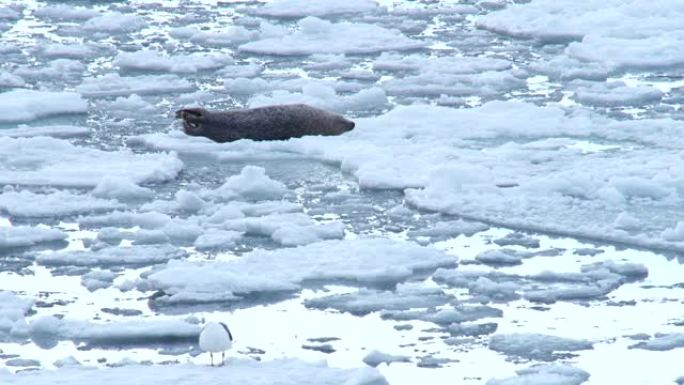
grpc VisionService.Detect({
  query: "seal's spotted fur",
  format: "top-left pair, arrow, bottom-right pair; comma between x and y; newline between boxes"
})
176,104 -> 355,143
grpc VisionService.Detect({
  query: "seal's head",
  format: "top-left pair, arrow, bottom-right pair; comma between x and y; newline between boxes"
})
175,108 -> 209,137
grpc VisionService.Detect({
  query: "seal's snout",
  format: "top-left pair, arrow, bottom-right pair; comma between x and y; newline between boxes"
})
176,108 -> 207,136
346,120 -> 355,132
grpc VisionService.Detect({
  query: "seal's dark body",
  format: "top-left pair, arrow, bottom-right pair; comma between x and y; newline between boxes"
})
176,104 -> 355,143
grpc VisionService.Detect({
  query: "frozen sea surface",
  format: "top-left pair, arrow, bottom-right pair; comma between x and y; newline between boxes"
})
1,1 -> 684,384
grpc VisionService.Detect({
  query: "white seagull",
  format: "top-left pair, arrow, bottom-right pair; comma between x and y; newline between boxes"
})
199,321 -> 233,366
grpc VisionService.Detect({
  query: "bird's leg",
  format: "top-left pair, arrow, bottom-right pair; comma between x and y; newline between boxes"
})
220,351 -> 225,366
210,353 -> 214,367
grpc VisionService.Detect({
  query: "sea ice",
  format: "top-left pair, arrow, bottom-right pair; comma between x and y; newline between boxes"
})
0,225 -> 66,250
408,220 -> 489,239
36,245 -> 187,267
382,70 -> 526,97
475,250 -> 524,266
132,100 -> 684,250
76,73 -> 194,97
572,82 -> 664,107
224,77 -> 364,97
23,315 -> 199,345
0,190 -> 124,217
92,177 -> 155,201
373,53 -> 511,74
433,259 -> 647,304
137,238 -> 456,304
210,166 -> 287,202
0,291 -> 33,338
630,334 -> 684,351
193,229 -> 243,250
34,5 -> 99,20
82,270 -> 117,291
478,0 -> 684,72
488,333 -> 593,360
248,84 -> 388,113
170,26 -> 259,46
81,211 -> 172,229
487,364 -> 590,385
304,283 -> 451,315
0,358 -> 387,385
0,90 -> 87,123
83,12 -> 147,34
14,59 -> 86,81
37,44 -> 97,59
363,350 -> 411,367
97,94 -> 157,118
115,51 -> 234,73
389,4 -> 478,17
0,136 -> 183,187
239,17 -> 426,55
244,0 -> 381,18
381,305 -> 502,325
0,5 -> 20,20
0,71 -> 24,87
0,125 -> 90,138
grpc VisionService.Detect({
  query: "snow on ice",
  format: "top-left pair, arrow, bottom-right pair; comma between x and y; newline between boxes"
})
239,17 -> 426,55
0,90 -> 87,123
135,238 -> 456,304
0,226 -> 66,250
0,136 -> 182,187
0,359 -> 387,385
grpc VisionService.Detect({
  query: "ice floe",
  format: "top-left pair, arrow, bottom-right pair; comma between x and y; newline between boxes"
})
210,165 -> 287,202
0,190 -> 124,217
37,44 -> 98,59
0,291 -> 33,339
305,283 -> 451,315
14,59 -> 86,81
0,136 -> 182,187
36,245 -> 187,267
571,81 -> 664,107
193,229 -> 243,250
373,53 -> 512,74
34,5 -> 99,21
0,5 -> 21,21
170,26 -> 259,46
249,84 -> 388,113
224,77 -> 365,97
115,51 -> 234,73
91,177 -> 155,201
239,17 -> 426,55
363,350 -> 411,367
244,0 -> 381,18
433,260 -> 648,304
380,305 -> 502,325
76,74 -> 194,97
0,90 -> 87,123
0,225 -> 66,250
0,359 -> 387,385
630,333 -> 684,351
0,71 -> 25,87
83,12 -> 148,34
478,0 -> 684,73
487,364 -> 590,385
382,70 -> 526,97
19,315 -> 199,346
0,125 -> 90,138
135,238 -> 456,304
489,333 -> 593,360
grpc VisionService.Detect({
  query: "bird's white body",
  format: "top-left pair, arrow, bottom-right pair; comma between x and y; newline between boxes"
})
199,322 -> 233,366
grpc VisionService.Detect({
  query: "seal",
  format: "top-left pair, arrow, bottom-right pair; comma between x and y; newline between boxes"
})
175,104 -> 355,143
